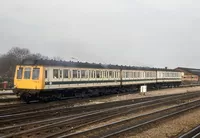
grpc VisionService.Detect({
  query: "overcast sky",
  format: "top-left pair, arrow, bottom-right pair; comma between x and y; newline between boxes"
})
0,0 -> 200,69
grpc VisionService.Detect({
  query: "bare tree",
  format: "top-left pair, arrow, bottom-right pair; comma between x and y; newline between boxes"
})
7,47 -> 31,63
52,56 -> 63,61
0,47 -> 52,88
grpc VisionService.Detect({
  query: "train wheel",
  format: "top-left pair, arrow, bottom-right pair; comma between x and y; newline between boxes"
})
20,93 -> 31,104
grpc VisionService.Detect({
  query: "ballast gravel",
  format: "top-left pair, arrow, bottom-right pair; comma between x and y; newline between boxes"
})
126,107 -> 200,138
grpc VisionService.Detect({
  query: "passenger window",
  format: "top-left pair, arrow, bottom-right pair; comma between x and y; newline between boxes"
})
17,67 -> 23,79
126,72 -> 129,78
63,69 -> 69,78
93,71 -> 95,78
45,70 -> 48,79
81,70 -> 86,78
109,71 -> 112,78
89,70 -> 95,78
53,69 -> 59,79
60,70 -> 63,78
24,67 -> 31,79
101,71 -> 104,78
32,68 -> 40,80
85,70 -> 89,78
96,71 -> 100,78
122,72 -> 125,78
106,71 -> 108,78
89,70 -> 92,78
102,71 -> 105,78
133,72 -> 136,78
78,70 -> 81,78
73,70 -> 78,78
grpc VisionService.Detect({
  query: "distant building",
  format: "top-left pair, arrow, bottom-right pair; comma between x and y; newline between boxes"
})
175,67 -> 200,84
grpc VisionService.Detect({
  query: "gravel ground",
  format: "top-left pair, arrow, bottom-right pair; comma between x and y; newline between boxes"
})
128,107 -> 200,138
0,90 -> 19,105
0,90 -> 14,93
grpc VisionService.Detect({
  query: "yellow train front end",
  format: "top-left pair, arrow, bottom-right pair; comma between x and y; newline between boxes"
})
13,65 -> 45,103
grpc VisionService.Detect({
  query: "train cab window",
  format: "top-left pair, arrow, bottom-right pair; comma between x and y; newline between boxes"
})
53,69 -> 59,79
45,70 -> 48,79
17,67 -> 23,79
63,69 -> 69,78
32,68 -> 40,80
24,67 -> 31,79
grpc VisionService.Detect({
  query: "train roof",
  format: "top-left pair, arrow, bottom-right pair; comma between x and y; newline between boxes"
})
20,58 -> 180,72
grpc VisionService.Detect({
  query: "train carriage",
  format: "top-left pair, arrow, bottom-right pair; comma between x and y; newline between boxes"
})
13,59 -> 183,103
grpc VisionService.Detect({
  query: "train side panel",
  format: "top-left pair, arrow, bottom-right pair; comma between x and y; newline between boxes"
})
44,66 -> 121,89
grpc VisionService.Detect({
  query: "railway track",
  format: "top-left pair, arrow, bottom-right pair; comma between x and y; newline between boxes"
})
0,84 -> 197,105
1,86 -> 198,115
0,84 -> 197,106
0,97 -> 19,103
0,93 -> 15,96
0,91 -> 199,127
57,98 -> 200,138
0,91 -> 19,104
0,91 -> 131,114
1,91 -> 200,138
179,125 -> 200,138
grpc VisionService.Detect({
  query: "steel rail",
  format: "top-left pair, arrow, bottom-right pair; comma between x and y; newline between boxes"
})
179,125 -> 200,138
60,99 -> 200,138
1,91 -> 196,127
1,91 -> 200,138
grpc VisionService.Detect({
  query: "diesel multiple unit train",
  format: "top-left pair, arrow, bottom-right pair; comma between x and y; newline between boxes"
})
13,59 -> 183,103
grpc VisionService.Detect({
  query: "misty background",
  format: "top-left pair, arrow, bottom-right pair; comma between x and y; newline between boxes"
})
0,0 -> 199,69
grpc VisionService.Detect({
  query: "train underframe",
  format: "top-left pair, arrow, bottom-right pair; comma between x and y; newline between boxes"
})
13,82 -> 181,103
